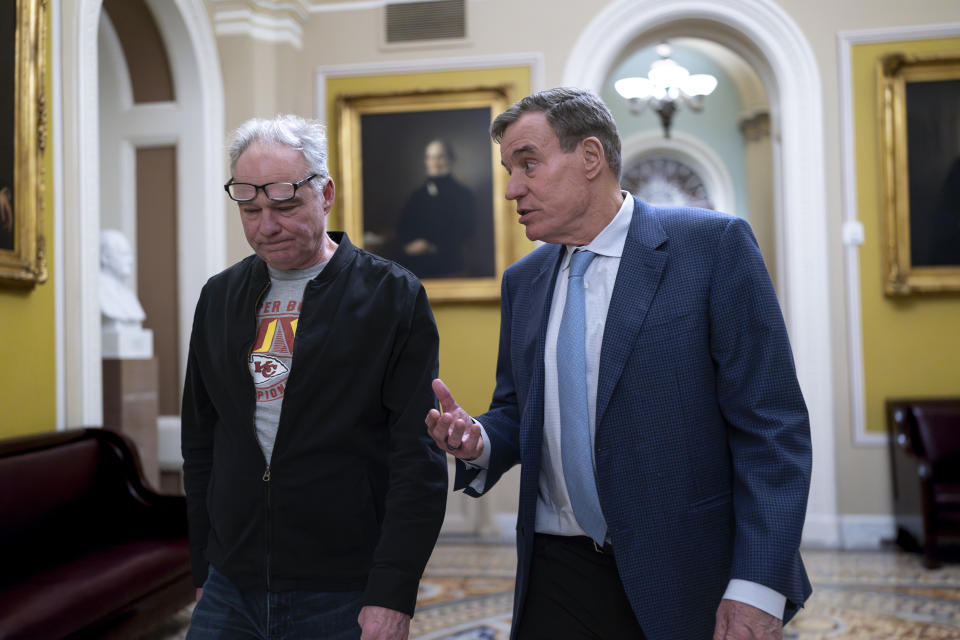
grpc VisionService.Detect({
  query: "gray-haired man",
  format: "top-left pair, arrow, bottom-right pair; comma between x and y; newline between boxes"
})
182,114 -> 447,639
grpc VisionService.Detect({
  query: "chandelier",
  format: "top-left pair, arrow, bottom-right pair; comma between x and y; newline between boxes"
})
614,42 -> 718,138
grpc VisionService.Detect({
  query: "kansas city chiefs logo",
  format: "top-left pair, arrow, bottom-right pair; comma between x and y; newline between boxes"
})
250,354 -> 289,384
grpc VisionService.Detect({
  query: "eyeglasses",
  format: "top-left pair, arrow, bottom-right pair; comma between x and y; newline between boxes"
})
224,174 -> 318,203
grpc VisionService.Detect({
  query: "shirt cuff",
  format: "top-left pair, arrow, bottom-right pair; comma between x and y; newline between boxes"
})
461,419 -> 490,469
722,579 -> 786,620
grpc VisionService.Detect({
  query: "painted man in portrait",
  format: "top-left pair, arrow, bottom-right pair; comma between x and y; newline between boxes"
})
395,138 -> 477,279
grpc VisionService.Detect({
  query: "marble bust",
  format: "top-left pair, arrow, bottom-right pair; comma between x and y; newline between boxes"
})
100,229 -> 152,358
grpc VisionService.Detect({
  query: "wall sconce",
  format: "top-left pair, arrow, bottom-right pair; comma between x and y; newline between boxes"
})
614,42 -> 718,138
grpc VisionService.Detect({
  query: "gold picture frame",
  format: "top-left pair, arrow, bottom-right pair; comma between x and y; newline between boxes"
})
337,87 -> 511,302
1,0 -> 47,285
878,52 -> 960,295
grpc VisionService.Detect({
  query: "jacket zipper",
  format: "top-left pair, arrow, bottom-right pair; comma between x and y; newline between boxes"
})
249,279 -> 272,592
264,464 -> 271,592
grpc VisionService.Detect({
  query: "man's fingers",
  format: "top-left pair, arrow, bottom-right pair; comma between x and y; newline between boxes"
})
432,378 -> 458,413
446,417 -> 469,448
425,409 -> 466,452
443,420 -> 483,460
427,379 -> 482,460
425,409 -> 450,449
461,422 -> 483,458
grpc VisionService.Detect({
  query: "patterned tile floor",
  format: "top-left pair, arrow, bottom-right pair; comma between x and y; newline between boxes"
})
145,543 -> 960,639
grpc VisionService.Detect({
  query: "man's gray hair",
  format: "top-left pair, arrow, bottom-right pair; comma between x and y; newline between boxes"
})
490,87 -> 622,178
227,114 -> 329,192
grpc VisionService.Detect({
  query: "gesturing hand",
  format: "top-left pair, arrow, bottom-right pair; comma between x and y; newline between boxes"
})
425,378 -> 484,461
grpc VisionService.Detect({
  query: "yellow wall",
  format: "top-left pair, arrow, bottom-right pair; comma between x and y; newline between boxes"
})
0,7 -> 56,438
326,67 -> 534,415
854,37 -> 960,433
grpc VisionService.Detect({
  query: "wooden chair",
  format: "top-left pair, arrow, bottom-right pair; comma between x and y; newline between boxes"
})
887,399 -> 960,568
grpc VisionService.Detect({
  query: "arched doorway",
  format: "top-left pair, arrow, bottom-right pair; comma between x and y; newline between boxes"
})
56,0 -> 225,458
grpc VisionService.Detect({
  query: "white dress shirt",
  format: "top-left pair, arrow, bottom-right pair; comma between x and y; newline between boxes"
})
467,193 -> 786,620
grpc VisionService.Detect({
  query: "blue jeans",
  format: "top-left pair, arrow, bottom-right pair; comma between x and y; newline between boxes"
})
187,566 -> 363,639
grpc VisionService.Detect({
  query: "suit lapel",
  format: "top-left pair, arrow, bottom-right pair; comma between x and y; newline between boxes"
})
520,245 -> 563,462
596,198 -> 668,426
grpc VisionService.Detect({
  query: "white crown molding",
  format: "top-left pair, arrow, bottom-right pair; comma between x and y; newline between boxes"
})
837,23 -> 960,45
314,52 -> 545,122
210,0 -> 433,14
213,7 -> 304,48
210,0 -> 477,49
209,0 -> 309,18
304,0 -> 445,11
836,23 -> 960,448
210,0 -> 308,48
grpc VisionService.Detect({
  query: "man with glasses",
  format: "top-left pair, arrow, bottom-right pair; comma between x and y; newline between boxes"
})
182,114 -> 447,639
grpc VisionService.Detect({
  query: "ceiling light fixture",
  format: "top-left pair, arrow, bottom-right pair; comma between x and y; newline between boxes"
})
614,42 -> 718,138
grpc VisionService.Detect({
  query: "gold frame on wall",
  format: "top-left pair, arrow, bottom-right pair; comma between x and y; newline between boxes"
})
337,87 -> 511,302
1,0 -> 47,285
878,52 -> 960,295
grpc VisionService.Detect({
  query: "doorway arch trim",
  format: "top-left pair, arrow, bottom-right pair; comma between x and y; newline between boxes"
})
55,0 -> 225,430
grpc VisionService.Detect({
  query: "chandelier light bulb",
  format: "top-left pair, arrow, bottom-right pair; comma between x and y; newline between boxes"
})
648,58 -> 689,89
614,77 -> 654,100
684,74 -> 718,97
614,40 -> 719,138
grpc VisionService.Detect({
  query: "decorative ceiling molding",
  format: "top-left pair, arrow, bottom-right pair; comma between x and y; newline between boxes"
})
303,0 -> 444,11
209,0 -> 472,47
210,0 -> 309,18
209,1 -> 309,48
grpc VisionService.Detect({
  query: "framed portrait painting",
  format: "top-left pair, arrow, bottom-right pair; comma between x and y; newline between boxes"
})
1,0 -> 47,285
337,87 -> 510,301
878,52 -> 960,295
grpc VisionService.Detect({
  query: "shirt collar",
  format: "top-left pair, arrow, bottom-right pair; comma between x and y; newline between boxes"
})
561,192 -> 633,270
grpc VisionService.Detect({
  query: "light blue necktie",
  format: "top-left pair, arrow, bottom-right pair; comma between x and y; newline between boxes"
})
557,249 -> 606,545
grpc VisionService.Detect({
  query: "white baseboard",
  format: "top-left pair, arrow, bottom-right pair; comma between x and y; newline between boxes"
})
803,513 -> 899,549
839,514 -> 897,549
491,512 -> 518,543
801,513 -> 841,548
445,510 -> 898,550
438,511 -> 517,543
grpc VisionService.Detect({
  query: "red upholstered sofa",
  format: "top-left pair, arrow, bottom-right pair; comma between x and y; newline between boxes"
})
0,428 -> 193,639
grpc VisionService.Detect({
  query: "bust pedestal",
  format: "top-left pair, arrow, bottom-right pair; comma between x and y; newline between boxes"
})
102,326 -> 159,489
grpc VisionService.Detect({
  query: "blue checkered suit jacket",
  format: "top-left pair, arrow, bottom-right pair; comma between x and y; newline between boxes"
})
456,197 -> 812,639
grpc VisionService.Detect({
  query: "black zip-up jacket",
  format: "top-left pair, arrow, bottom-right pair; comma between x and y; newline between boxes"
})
181,232 -> 447,616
